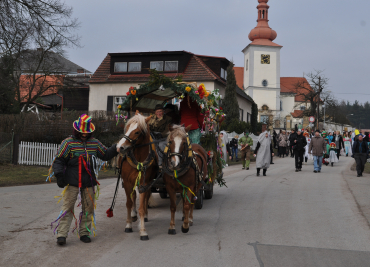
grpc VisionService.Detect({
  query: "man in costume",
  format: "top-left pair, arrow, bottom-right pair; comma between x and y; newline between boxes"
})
254,131 -> 274,176
53,114 -> 118,245
239,132 -> 254,170
293,129 -> 307,172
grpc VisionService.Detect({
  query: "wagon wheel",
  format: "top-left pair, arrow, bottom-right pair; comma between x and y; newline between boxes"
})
204,181 -> 214,199
194,187 -> 203,209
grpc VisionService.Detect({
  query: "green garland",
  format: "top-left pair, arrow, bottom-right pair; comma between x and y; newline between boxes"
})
119,70 -> 212,112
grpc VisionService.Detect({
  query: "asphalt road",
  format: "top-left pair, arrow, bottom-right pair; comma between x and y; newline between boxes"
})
1,156 -> 370,267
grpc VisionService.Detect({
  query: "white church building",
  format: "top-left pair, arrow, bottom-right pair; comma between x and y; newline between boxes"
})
235,0 -> 313,129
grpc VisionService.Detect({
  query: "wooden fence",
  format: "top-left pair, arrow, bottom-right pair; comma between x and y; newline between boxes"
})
18,142 -> 59,166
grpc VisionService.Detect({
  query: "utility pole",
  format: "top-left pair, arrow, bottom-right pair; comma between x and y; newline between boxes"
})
316,76 -> 321,130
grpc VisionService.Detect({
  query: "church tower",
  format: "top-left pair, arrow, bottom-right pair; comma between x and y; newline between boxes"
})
243,0 -> 282,123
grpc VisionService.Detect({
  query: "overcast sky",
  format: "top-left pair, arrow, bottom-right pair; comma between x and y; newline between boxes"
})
64,0 -> 370,104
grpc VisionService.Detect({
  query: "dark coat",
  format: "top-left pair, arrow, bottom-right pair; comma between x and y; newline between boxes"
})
293,134 -> 307,151
230,138 -> 238,148
352,140 -> 369,156
53,136 -> 118,188
289,132 -> 297,147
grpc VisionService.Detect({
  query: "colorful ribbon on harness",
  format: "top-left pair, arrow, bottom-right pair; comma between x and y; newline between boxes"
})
174,170 -> 196,204
131,162 -> 143,199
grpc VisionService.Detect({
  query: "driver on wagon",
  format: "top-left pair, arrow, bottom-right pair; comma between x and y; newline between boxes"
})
148,104 -> 173,166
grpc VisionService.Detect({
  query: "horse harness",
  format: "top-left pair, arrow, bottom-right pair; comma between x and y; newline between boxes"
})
162,135 -> 206,188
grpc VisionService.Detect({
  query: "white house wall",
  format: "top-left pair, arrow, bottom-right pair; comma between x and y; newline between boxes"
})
280,95 -> 295,118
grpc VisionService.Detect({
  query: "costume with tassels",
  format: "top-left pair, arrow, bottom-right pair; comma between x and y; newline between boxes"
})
51,114 -> 118,245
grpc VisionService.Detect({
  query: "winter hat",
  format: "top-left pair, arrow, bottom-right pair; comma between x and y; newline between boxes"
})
73,114 -> 95,133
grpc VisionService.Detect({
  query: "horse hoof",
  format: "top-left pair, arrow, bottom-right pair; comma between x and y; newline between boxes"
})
125,228 -> 133,233
140,235 -> 149,241
181,226 -> 189,233
144,218 -> 148,222
132,216 -> 138,222
182,217 -> 184,221
168,229 -> 176,235
189,222 -> 193,226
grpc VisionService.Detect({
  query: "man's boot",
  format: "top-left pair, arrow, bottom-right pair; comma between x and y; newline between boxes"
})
257,168 -> 260,176
263,169 -> 267,176
245,160 -> 250,170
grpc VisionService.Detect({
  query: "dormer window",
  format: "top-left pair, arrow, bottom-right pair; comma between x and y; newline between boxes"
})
114,62 -> 127,72
128,62 -> 141,72
221,68 -> 227,79
164,61 -> 178,72
150,61 -> 164,71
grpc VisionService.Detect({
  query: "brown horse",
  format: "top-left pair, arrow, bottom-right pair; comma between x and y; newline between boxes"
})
162,125 -> 208,234
116,111 -> 158,240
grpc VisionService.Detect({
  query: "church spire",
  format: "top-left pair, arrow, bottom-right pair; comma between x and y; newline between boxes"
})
248,0 -> 277,42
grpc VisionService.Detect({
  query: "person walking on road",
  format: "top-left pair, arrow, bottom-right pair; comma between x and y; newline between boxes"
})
289,129 -> 297,158
352,134 -> 369,177
343,132 -> 352,157
230,135 -> 239,162
239,132 -> 253,170
53,114 -> 118,246
334,130 -> 344,160
309,130 -> 327,173
293,129 -> 307,172
278,130 -> 288,158
254,131 -> 274,176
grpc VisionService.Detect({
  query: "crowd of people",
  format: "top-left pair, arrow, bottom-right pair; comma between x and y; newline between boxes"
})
220,128 -> 370,177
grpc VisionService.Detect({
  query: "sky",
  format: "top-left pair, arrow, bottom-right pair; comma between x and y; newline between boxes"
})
63,0 -> 370,104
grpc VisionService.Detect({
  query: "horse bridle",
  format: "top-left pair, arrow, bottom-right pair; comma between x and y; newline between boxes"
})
121,132 -> 143,147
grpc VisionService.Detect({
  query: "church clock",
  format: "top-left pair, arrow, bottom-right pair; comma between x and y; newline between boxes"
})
261,54 -> 270,64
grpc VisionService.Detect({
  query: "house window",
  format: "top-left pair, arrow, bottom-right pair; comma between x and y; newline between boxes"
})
280,100 -> 283,111
114,62 -> 127,72
221,68 -> 225,79
164,61 -> 178,71
300,106 -> 306,111
128,62 -> 141,72
150,61 -> 163,71
113,96 -> 126,112
247,112 -> 251,123
225,70 -> 227,80
239,108 -> 244,121
260,115 -> 269,123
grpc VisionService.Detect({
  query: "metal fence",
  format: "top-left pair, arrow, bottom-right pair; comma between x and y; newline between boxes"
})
0,132 -> 13,163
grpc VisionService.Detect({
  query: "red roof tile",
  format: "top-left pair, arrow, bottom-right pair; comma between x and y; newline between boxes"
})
19,75 -> 63,101
290,110 -> 304,118
233,67 -> 244,89
280,77 -> 314,102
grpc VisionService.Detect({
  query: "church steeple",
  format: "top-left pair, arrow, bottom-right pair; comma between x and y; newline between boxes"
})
248,0 -> 278,44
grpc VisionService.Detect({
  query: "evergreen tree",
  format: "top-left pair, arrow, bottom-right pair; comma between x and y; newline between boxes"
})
222,62 -> 239,127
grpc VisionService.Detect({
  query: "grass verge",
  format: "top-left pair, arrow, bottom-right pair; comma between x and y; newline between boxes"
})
0,163 -> 117,187
351,161 -> 370,174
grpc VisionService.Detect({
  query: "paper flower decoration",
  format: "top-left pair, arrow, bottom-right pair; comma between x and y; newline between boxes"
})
185,87 -> 191,92
118,105 -> 121,109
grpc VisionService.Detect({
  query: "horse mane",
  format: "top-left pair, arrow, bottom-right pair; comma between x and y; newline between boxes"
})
125,114 -> 148,134
168,125 -> 187,141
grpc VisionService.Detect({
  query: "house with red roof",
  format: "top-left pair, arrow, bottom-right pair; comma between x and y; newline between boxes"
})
89,51 -> 254,122
235,0 -> 320,129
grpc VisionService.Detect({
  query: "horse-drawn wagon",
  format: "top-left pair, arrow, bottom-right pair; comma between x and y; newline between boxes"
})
112,71 -> 226,239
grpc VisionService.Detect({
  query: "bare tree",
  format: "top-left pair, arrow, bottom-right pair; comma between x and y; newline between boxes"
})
292,70 -> 334,121
0,0 -> 80,112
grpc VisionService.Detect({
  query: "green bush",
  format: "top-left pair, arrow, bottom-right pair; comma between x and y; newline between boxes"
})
221,118 -> 251,134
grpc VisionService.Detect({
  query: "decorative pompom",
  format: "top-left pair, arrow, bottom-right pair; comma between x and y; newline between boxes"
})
106,208 -> 113,218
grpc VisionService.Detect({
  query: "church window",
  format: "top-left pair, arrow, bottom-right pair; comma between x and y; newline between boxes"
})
262,79 -> 268,87
280,100 -> 283,111
262,10 -> 265,19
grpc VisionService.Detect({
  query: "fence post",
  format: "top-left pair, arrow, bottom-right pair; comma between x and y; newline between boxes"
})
12,134 -> 20,165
